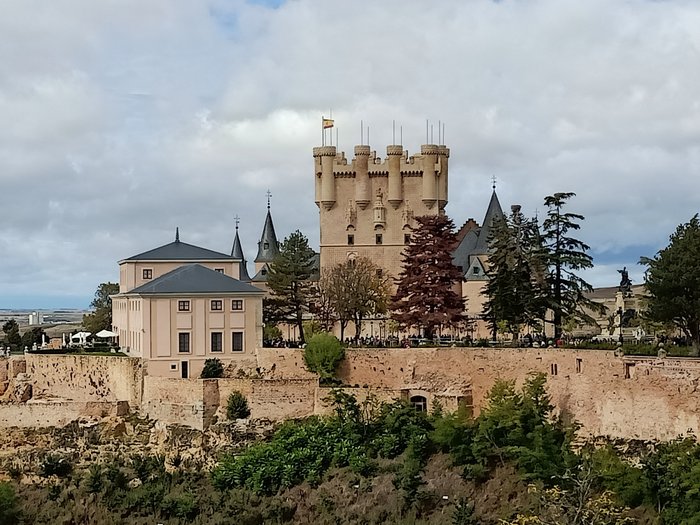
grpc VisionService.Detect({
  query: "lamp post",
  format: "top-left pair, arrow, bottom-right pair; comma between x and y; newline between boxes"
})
370,321 -> 374,339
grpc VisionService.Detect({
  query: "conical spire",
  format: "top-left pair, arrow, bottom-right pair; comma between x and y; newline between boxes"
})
175,227 -> 180,243
255,201 -> 280,263
475,189 -> 504,253
230,216 -> 250,281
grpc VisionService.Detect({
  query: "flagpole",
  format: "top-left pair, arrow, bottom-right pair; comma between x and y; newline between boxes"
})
321,116 -> 324,146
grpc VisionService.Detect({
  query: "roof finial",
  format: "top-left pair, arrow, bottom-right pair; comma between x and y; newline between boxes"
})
175,227 -> 180,242
491,175 -> 497,191
266,189 -> 272,210
234,214 -> 240,231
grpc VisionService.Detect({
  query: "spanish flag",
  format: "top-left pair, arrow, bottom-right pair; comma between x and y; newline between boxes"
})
322,118 -> 334,129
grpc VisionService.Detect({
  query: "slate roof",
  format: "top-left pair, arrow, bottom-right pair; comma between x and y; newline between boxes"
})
474,190 -> 504,253
123,237 -> 233,262
255,209 -> 280,263
230,229 -> 251,281
127,264 -> 263,295
452,190 -> 504,272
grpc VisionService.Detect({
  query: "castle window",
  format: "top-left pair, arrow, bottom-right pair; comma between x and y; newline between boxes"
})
410,395 -> 427,412
211,332 -> 223,353
211,300 -> 223,311
404,234 -> 411,244
232,332 -> 244,352
142,269 -> 153,280
375,234 -> 383,245
550,363 -> 558,376
178,300 -> 190,312
472,267 -> 480,275
261,268 -> 267,276
576,358 -> 582,373
178,333 -> 190,353
347,234 -> 354,245
264,242 -> 269,250
232,299 -> 244,311
214,268 -> 224,273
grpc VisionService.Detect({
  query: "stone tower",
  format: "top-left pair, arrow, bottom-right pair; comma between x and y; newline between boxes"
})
314,143 -> 449,278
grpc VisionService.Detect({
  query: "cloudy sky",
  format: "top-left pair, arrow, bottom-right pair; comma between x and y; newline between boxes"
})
1,0 -> 699,309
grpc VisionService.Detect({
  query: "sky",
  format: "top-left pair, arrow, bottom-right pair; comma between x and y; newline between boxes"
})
1,0 -> 699,309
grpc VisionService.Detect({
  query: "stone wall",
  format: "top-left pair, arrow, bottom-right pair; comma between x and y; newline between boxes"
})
25,354 -> 143,407
0,399 -> 127,428
256,347 -> 700,442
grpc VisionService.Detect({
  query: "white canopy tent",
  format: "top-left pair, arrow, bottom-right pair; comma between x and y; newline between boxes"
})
70,331 -> 91,345
96,329 -> 118,338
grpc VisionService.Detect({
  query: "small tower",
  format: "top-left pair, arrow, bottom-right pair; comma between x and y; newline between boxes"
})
254,191 -> 280,279
230,216 -> 250,281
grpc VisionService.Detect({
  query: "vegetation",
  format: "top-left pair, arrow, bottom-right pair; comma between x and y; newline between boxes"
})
540,192 -> 602,338
303,332 -> 345,381
1,320 -> 21,351
0,482 -> 20,525
266,230 -> 317,344
392,214 -> 465,338
226,391 -> 251,419
82,282 -> 119,334
317,257 -> 391,340
640,214 -> 700,354
200,358 -> 224,379
484,205 -> 547,337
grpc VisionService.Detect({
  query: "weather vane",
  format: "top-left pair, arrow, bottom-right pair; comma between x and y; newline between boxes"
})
234,214 -> 240,231
491,175 -> 497,190
266,189 -> 272,210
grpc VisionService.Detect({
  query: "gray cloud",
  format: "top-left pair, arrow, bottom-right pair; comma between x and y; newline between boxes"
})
1,0 -> 699,306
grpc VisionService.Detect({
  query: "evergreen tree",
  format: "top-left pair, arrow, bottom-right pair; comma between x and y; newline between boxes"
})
483,206 -> 547,337
540,192 -> 601,338
391,214 -> 465,339
267,230 -> 317,344
640,214 -> 700,353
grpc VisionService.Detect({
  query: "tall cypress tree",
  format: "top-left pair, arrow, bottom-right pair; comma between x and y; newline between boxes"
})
540,192 -> 601,338
391,214 -> 465,339
267,230 -> 317,344
483,205 -> 547,337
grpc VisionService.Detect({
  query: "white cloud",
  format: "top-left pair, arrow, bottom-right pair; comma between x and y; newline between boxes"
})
1,0 -> 699,306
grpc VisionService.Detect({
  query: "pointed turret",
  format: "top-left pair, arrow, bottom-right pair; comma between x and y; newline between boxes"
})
175,227 -> 180,243
254,194 -> 280,275
231,217 -> 250,281
474,190 -> 504,253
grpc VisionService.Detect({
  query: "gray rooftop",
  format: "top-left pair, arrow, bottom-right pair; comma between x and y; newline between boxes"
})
230,228 -> 251,281
127,264 -> 263,295
255,209 -> 280,263
452,190 -> 504,271
123,233 -> 234,262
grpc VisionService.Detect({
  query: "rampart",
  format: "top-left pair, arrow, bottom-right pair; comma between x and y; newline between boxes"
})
1,348 -> 700,442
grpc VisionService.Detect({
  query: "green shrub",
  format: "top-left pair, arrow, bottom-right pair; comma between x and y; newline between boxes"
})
0,482 -> 20,525
39,453 -> 73,478
226,391 -> 251,420
201,358 -> 224,379
303,333 -> 345,379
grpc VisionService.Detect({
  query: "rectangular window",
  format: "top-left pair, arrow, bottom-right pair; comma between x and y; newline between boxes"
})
178,300 -> 190,312
142,269 -> 153,279
404,234 -> 411,244
375,234 -> 383,245
472,267 -> 480,275
347,234 -> 354,245
211,332 -> 223,352
550,363 -> 558,376
211,300 -> 223,311
214,268 -> 224,274
178,333 -> 190,353
231,299 -> 244,311
170,363 -> 178,371
232,331 -> 244,352
575,358 -> 582,374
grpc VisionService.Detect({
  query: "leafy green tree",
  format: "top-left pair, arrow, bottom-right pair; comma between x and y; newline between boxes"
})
540,192 -> 602,338
0,482 -> 20,525
303,333 -> 345,380
484,205 -> 547,336
2,320 -> 21,349
82,282 -> 119,333
267,230 -> 317,344
392,214 -> 465,339
319,257 -> 391,341
200,358 -> 224,379
640,214 -> 700,353
21,327 -> 45,349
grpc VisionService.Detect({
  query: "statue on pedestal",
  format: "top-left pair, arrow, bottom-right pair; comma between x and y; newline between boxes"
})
618,266 -> 632,294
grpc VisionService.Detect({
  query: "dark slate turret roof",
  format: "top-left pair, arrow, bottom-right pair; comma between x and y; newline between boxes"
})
123,231 -> 232,262
127,264 -> 263,295
231,229 -> 250,281
474,190 -> 504,253
255,209 -> 280,263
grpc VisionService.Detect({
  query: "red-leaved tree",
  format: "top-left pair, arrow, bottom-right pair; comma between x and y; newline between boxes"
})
391,214 -> 465,338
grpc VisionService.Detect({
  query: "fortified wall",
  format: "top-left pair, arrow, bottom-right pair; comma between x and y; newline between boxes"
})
1,348 -> 700,441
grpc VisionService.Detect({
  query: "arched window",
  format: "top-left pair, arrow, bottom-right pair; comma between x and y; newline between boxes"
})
410,395 -> 427,412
